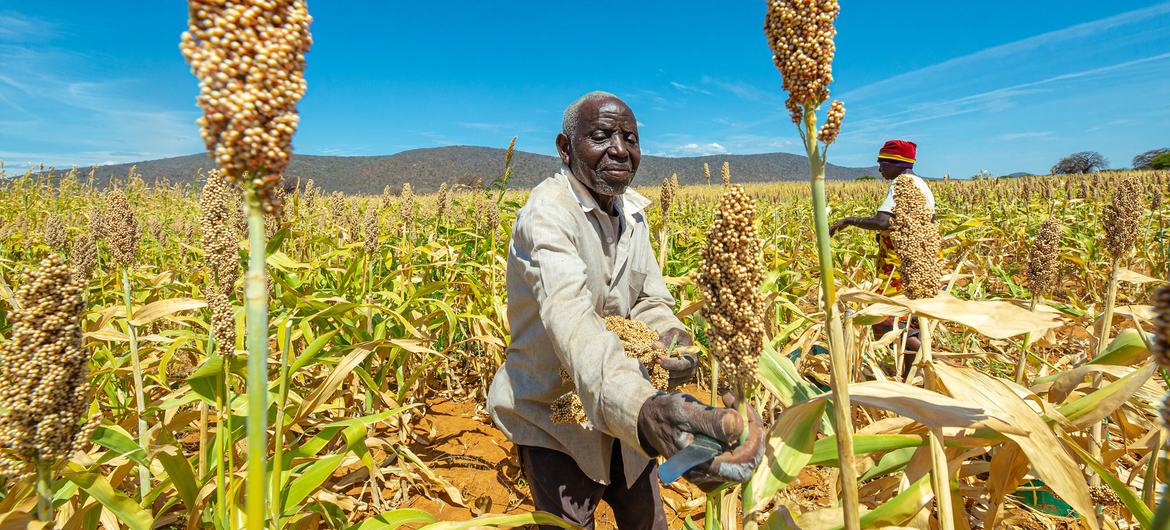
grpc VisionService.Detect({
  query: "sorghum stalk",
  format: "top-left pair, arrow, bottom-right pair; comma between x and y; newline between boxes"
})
0,255 -> 92,523
106,188 -> 151,498
121,267 -> 150,498
243,184 -> 269,527
695,185 -> 766,526
658,174 -> 676,270
271,320 -> 294,521
765,0 -> 857,524
182,1 -> 312,525
1091,177 -> 1141,485
803,110 -> 860,529
886,176 -> 952,528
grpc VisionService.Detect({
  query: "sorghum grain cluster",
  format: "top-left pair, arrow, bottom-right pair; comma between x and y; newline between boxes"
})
0,256 -> 93,479
103,190 -> 139,267
550,317 -> 669,425
817,99 -> 845,144
1026,217 -> 1062,298
891,176 -> 942,299
1101,177 -> 1142,261
180,0 -> 313,216
764,0 -> 840,122
199,169 -> 241,351
696,185 -> 765,385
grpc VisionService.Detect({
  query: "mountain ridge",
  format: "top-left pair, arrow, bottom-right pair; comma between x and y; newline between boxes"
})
43,146 -> 879,194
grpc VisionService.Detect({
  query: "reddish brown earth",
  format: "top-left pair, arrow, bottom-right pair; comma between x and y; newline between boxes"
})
404,386 -> 722,528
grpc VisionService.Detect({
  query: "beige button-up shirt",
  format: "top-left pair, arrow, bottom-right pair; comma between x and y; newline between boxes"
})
488,166 -> 686,486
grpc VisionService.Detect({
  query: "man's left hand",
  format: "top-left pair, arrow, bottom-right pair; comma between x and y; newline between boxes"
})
829,218 -> 849,236
654,328 -> 697,388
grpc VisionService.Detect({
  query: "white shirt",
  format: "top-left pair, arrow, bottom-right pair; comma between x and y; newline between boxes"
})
487,166 -> 685,486
877,173 -> 935,213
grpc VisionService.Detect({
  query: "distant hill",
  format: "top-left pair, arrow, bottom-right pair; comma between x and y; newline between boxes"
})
47,146 -> 878,194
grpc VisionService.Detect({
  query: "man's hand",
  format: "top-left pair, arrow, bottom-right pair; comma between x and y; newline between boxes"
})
637,392 -> 765,492
829,218 -> 850,236
653,328 -> 697,388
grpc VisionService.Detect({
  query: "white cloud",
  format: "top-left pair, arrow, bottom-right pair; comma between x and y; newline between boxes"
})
843,3 -> 1170,103
673,142 -> 728,156
0,27 -> 203,168
0,12 -> 57,42
700,75 -> 772,102
669,80 -> 711,95
994,131 -> 1053,141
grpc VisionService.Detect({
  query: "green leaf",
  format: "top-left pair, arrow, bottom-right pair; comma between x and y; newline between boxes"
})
860,446 -> 918,481
154,445 -> 198,510
90,424 -> 149,467
281,453 -> 346,514
1056,363 -> 1155,428
62,463 -> 154,530
187,354 -> 224,404
287,330 -> 339,375
418,511 -> 577,529
745,400 -> 826,513
1089,329 -> 1152,366
1065,435 -> 1154,528
348,509 -> 436,530
809,434 -> 927,466
757,341 -> 819,407
832,473 -> 932,530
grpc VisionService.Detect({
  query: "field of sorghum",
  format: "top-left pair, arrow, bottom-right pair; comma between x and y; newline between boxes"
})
0,164 -> 1167,529
1,0 -> 1169,528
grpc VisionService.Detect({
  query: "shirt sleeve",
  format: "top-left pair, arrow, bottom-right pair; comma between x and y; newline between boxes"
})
631,238 -> 686,337
513,206 -> 658,453
877,182 -> 896,213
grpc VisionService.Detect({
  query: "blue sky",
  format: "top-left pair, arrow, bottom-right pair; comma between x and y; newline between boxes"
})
1,1 -> 1168,178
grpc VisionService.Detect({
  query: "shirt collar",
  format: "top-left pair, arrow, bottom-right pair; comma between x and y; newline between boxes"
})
559,165 -> 651,217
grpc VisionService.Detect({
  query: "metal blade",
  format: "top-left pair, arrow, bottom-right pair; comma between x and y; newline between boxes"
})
657,434 -> 725,484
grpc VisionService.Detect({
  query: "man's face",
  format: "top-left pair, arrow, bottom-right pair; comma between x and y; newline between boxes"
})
557,97 -> 641,198
878,160 -> 904,180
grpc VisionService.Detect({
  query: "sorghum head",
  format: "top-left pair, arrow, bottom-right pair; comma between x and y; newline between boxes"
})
180,0 -> 313,216
0,255 -> 91,477
891,176 -> 942,299
103,190 -> 138,267
696,185 -> 765,388
1026,217 -> 1062,298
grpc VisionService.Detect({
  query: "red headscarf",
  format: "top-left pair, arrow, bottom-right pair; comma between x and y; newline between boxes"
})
878,140 -> 916,167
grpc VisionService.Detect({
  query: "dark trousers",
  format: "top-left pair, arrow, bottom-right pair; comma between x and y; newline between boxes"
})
518,443 -> 667,530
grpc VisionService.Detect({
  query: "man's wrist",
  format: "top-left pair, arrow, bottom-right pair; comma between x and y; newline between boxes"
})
636,391 -> 669,457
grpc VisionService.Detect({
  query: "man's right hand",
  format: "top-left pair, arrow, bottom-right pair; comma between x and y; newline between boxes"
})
637,392 -> 765,492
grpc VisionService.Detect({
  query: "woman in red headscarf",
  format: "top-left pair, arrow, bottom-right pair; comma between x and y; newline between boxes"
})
829,140 -> 935,377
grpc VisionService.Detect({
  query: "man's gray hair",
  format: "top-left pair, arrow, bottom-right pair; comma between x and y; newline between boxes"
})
562,91 -> 621,137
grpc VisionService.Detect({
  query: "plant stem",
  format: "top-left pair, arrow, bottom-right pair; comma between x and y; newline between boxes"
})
199,326 -> 214,481
35,457 -> 52,522
243,186 -> 270,530
658,223 -> 669,272
1014,297 -> 1040,384
271,320 -> 293,521
122,267 -> 150,500
803,107 -> 860,530
1090,256 -> 1121,488
918,316 -> 954,530
1153,440 -> 1170,529
705,344 -> 721,530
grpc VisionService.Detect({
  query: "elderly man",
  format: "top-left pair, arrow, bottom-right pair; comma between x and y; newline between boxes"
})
829,140 -> 935,378
488,91 -> 764,529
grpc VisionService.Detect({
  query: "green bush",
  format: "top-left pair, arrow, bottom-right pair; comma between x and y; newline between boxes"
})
1150,151 -> 1170,169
